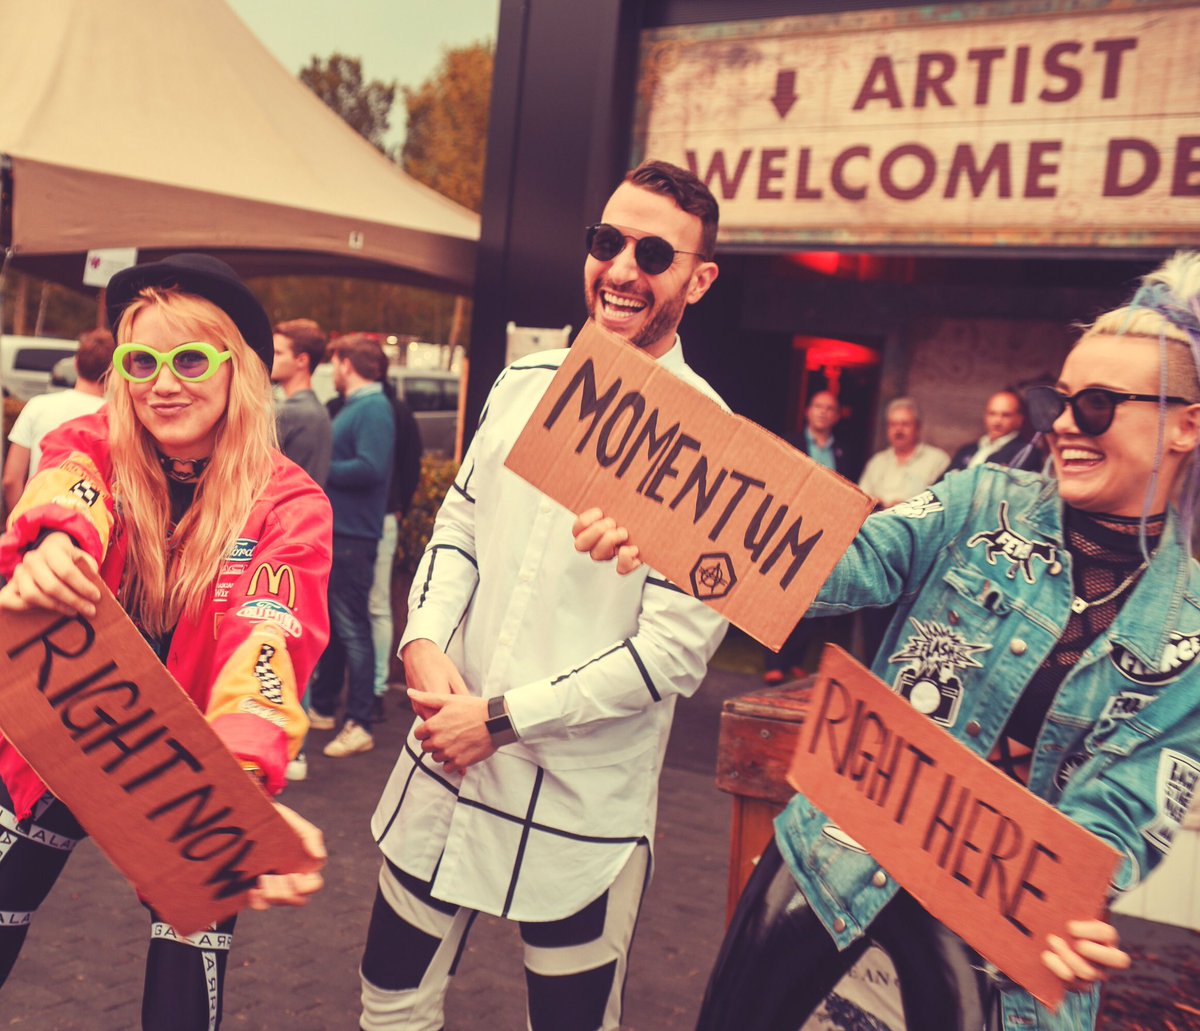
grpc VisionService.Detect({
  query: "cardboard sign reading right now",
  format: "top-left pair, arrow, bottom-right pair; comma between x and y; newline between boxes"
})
0,578 -> 319,933
789,646 -> 1122,1010
505,321 -> 873,649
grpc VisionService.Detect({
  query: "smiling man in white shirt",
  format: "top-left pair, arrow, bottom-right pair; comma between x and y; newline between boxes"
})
358,161 -> 728,1031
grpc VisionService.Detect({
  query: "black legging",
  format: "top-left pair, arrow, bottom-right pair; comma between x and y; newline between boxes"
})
0,779 -> 236,1030
696,840 -> 997,1031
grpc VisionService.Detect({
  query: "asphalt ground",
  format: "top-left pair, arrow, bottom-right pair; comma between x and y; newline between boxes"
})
3,648 -> 1198,1030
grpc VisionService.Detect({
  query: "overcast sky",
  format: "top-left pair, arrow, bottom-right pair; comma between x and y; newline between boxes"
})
227,0 -> 500,149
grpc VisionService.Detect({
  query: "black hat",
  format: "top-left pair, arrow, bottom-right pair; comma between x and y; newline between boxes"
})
106,254 -> 274,372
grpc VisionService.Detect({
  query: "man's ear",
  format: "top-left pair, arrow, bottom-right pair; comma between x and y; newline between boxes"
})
686,261 -> 719,305
1169,403 -> 1200,453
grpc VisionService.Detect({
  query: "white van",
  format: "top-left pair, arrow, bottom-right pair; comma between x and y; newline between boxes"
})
308,364 -> 461,458
0,335 -> 79,401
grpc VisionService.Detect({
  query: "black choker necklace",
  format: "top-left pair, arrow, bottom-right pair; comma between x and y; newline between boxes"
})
158,454 -> 210,483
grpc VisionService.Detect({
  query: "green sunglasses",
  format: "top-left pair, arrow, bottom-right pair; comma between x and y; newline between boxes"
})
113,342 -> 232,383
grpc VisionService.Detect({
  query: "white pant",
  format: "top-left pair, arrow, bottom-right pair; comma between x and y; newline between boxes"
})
359,844 -> 650,1031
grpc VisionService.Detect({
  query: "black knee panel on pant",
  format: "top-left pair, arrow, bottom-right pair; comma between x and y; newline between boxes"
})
526,960 -> 616,1031
361,888 -> 444,991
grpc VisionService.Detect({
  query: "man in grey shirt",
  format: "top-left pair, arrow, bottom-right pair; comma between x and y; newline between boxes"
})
272,318 -> 332,488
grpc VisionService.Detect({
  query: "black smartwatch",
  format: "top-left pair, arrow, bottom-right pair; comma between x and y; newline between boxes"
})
485,695 -> 519,747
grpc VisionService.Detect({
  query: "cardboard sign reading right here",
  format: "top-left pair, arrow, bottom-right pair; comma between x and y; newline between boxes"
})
788,646 -> 1121,1011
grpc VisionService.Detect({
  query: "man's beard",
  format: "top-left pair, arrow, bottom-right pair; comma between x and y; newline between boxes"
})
586,275 -> 689,353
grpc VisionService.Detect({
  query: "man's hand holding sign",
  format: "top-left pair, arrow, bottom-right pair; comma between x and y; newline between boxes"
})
0,565 -> 324,932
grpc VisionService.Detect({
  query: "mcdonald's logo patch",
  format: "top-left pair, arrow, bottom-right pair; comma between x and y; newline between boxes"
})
248,562 -> 297,608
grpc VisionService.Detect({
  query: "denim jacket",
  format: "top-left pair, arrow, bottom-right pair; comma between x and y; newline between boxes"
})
775,464 -> 1200,1029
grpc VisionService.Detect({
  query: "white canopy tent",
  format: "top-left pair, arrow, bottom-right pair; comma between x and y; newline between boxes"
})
0,0 -> 479,292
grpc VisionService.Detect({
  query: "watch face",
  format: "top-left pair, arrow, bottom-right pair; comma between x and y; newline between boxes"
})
485,698 -> 518,745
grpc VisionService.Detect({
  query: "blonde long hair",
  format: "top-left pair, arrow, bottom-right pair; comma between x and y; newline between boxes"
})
109,288 -> 276,635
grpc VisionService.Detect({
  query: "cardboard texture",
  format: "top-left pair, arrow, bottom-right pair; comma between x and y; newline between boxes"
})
0,578 -> 319,933
504,321 -> 873,650
788,646 -> 1122,1010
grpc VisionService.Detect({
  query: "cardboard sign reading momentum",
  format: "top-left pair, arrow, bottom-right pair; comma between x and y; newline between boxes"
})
0,579 -> 319,933
504,321 -> 873,650
788,647 -> 1121,1010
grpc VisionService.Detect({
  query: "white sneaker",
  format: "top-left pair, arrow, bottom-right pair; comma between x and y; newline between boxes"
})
323,720 -> 374,758
285,753 -> 308,782
307,709 -> 336,731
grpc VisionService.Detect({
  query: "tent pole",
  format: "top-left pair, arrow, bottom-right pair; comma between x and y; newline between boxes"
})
0,246 -> 11,504
1,154 -> 12,504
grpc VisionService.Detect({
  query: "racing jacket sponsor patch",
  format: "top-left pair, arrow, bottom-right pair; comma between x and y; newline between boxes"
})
226,538 -> 258,563
253,643 -> 284,704
68,479 -> 101,507
234,599 -> 302,638
247,562 -> 297,608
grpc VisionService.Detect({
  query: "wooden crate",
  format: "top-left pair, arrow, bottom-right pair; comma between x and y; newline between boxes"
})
716,679 -> 812,921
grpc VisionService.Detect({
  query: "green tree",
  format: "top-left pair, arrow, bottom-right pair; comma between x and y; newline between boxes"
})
299,53 -> 396,153
288,45 -> 494,352
400,42 -> 493,212
399,42 -> 493,349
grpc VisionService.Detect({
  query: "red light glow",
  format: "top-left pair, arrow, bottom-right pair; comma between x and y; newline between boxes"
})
794,336 -> 879,370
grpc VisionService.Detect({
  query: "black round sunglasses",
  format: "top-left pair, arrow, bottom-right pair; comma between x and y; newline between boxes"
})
1025,384 -> 1192,437
585,223 -> 704,276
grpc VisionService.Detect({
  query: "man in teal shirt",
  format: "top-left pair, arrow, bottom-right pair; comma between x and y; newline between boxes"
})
311,333 -> 394,758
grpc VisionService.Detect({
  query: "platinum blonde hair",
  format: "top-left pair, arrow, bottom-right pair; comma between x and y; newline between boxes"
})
1080,251 -> 1200,551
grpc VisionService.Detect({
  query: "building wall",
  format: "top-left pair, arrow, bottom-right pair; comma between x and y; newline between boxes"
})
904,316 -> 1075,456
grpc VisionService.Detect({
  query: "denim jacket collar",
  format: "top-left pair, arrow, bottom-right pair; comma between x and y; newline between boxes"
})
1107,510 -> 1194,670
1017,479 -> 1193,669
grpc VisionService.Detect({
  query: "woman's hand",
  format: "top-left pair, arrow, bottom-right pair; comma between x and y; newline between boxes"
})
246,803 -> 326,910
0,532 -> 101,618
572,508 -> 642,575
1041,919 -> 1131,989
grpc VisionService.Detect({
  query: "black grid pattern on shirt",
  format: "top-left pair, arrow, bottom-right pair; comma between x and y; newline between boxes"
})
378,741 -> 650,918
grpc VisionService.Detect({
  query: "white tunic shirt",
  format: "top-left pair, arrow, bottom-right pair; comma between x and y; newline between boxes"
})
372,340 -> 728,921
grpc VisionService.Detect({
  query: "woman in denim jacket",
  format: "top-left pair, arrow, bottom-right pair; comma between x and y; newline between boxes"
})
576,251 -> 1200,1030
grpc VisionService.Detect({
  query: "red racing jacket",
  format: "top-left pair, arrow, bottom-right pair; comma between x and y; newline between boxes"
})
0,411 -> 332,819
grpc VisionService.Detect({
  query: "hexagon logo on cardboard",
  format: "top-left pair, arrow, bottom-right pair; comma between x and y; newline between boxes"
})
690,553 -> 736,600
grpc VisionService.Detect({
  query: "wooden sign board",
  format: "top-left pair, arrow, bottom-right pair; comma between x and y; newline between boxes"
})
0,578 -> 319,933
634,0 -> 1200,249
504,321 -> 873,650
788,646 -> 1121,1009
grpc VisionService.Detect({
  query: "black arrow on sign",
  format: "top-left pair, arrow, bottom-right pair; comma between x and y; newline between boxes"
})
771,69 -> 798,118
